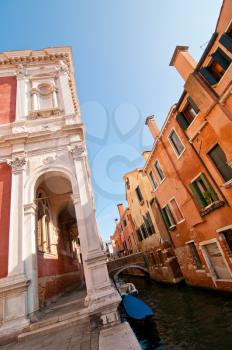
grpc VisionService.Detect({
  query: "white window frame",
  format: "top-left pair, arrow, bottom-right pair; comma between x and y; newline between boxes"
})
168,128 -> 185,159
153,160 -> 166,183
148,170 -> 158,191
161,203 -> 176,230
168,197 -> 185,224
199,238 -> 232,283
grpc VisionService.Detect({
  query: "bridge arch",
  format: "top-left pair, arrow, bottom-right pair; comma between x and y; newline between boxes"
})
113,264 -> 149,279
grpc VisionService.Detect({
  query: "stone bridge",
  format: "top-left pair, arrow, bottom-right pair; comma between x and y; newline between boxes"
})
107,252 -> 149,279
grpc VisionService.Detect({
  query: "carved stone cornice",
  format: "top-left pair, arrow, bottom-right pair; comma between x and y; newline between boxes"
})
0,47 -> 79,114
69,144 -> 86,160
7,157 -> 27,173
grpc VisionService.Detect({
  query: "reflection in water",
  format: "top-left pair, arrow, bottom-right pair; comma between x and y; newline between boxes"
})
123,276 -> 232,350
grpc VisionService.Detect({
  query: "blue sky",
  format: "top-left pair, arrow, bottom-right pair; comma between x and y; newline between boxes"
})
0,0 -> 222,242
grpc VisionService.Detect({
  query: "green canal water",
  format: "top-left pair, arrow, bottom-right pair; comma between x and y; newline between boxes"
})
123,276 -> 232,350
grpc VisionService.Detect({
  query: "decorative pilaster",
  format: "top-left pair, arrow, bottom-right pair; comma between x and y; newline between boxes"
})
15,64 -> 28,119
7,157 -> 27,276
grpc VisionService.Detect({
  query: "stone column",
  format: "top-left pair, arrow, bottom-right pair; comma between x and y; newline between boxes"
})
24,203 -> 39,315
70,144 -> 121,325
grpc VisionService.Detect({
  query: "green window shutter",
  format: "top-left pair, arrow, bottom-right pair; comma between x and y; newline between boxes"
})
211,49 -> 231,70
219,33 -> 232,54
200,173 -> 219,202
189,182 -> 206,208
199,67 -> 218,85
161,207 -> 170,228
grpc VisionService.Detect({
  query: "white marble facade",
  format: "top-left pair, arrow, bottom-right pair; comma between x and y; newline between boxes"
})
0,48 -> 120,336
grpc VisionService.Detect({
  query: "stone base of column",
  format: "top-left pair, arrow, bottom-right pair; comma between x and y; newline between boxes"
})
0,274 -> 30,337
84,253 -> 121,327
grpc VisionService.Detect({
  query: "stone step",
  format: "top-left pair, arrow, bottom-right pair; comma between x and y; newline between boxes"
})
18,310 -> 89,343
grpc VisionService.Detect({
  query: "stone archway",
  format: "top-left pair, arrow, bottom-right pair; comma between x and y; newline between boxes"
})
34,172 -> 84,306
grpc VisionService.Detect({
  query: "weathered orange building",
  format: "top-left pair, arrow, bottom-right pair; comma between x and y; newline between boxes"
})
110,204 -> 139,257
143,0 -> 232,292
123,168 -> 183,284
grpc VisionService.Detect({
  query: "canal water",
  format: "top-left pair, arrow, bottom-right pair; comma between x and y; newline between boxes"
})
123,276 -> 232,350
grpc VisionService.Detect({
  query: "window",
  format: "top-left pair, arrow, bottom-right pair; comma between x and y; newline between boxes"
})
135,186 -> 144,204
125,177 -> 130,189
154,160 -> 165,181
169,198 -> 184,223
177,96 -> 200,130
208,144 -> 232,183
143,213 -> 155,236
161,205 -> 176,229
188,242 -> 202,269
37,191 -> 51,253
204,242 -> 232,280
222,229 -> 232,253
149,170 -> 158,189
145,212 -> 155,235
219,30 -> 232,54
169,129 -> 185,156
136,228 -> 143,242
140,223 -> 148,239
199,48 -> 231,85
123,219 -> 127,227
190,174 -> 218,208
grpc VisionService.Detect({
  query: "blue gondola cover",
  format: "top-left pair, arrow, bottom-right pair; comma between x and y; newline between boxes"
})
122,294 -> 154,320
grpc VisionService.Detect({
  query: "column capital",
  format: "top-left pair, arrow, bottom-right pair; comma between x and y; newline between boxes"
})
7,157 -> 27,173
69,144 -> 86,160
15,64 -> 28,80
72,193 -> 81,205
24,203 -> 37,215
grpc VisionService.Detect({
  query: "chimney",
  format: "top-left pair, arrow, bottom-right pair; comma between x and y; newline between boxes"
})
142,151 -> 151,161
145,115 -> 159,139
117,203 -> 124,219
169,46 -> 197,81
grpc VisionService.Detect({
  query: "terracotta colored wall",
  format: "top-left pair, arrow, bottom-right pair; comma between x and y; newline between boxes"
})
0,77 -> 16,124
38,253 -> 78,278
0,163 -> 11,278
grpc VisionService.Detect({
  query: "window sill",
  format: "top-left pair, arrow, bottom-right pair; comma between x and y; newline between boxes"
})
28,107 -> 61,119
200,200 -> 225,217
168,225 -> 176,231
222,179 -> 232,189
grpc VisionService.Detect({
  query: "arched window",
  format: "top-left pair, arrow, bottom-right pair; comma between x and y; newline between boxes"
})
37,191 -> 51,253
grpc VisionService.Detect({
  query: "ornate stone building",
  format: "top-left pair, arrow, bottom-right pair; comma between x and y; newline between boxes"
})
0,47 -> 120,336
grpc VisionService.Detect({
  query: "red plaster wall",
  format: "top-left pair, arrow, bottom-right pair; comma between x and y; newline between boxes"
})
0,77 -> 16,124
38,253 -> 78,278
0,163 -> 11,278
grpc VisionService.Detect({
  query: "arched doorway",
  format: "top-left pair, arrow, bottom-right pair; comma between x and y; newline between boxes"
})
34,172 -> 84,306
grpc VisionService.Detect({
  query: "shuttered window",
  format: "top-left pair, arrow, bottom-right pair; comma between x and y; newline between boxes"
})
199,48 -> 231,85
135,186 -> 144,203
169,129 -> 185,156
136,228 -> 143,242
219,33 -> 232,53
188,242 -> 202,269
208,144 -> 232,182
140,223 -> 148,239
176,97 -> 199,131
190,174 -> 218,208
161,205 -> 176,229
